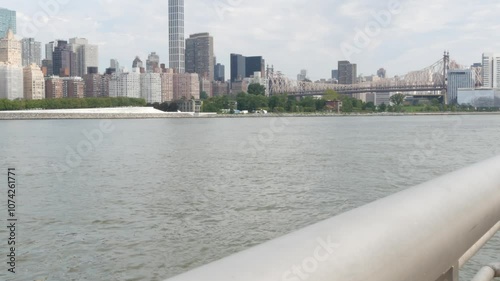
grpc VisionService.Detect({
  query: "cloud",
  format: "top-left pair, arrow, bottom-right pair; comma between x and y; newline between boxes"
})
5,0 -> 499,80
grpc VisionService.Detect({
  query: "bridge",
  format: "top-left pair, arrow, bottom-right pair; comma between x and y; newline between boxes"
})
165,155 -> 500,281
266,52 -> 477,99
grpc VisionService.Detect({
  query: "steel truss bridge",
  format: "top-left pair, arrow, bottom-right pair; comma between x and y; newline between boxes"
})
266,52 -> 479,98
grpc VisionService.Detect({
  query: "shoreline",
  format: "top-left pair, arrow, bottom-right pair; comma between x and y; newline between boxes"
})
1,111 -> 500,120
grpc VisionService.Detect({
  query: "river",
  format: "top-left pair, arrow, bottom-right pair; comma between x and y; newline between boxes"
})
0,115 -> 498,280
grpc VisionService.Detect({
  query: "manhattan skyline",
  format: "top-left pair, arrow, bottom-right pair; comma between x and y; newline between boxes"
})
6,0 -> 500,80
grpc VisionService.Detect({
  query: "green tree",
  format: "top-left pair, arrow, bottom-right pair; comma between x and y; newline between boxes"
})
247,83 -> 266,96
390,93 -> 406,106
323,89 -> 340,101
379,103 -> 387,112
200,91 -> 209,100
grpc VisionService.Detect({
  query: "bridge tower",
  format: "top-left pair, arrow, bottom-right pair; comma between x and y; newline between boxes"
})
443,51 -> 450,104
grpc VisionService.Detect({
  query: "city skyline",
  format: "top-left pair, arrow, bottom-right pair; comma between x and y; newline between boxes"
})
4,1 -> 500,81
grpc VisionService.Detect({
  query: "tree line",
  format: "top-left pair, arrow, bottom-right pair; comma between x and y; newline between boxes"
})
0,97 -> 146,111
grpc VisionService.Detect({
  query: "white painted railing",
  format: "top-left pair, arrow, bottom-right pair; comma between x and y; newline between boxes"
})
164,155 -> 500,281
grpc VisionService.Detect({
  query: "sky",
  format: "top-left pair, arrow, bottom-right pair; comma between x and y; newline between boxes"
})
3,0 -> 500,81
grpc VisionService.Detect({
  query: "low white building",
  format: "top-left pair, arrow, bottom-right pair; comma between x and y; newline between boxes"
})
457,88 -> 500,108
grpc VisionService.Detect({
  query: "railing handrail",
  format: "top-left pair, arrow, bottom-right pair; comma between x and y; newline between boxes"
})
164,156 -> 500,281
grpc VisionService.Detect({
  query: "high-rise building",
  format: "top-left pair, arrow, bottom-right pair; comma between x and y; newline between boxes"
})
481,53 -> 500,88
41,59 -> 53,76
338,61 -> 357,84
83,73 -> 103,97
161,70 -> 174,102
185,33 -> 214,81
45,76 -> 64,99
447,69 -> 474,105
63,77 -> 85,98
331,69 -> 339,80
45,41 -> 55,60
146,52 -> 160,73
173,73 -> 199,100
23,64 -> 45,100
377,68 -> 387,78
21,38 -> 41,67
0,29 -> 21,66
0,29 -> 22,100
245,56 -> 265,79
0,62 -> 22,99
230,53 -> 246,82
132,56 -> 143,69
69,38 -> 99,77
52,40 -> 76,77
297,69 -> 308,81
214,63 -> 225,82
108,69 -> 141,98
169,0 -> 185,73
471,63 -> 483,87
0,8 -> 16,38
141,73 -> 162,103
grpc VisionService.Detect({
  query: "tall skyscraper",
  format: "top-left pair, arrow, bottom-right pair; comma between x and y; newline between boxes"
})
146,52 -> 160,73
69,37 -> 99,77
214,63 -> 225,82
21,38 -> 41,67
230,53 -> 246,82
297,69 -> 308,81
185,33 -> 214,81
482,53 -> 500,88
245,56 -> 265,78
331,69 -> 339,80
0,29 -> 21,66
169,0 -> 185,73
0,8 -> 16,38
132,56 -> 143,69
52,40 -> 76,77
45,41 -> 55,60
338,61 -> 357,84
447,69 -> 474,105
0,30 -> 22,100
377,68 -> 387,78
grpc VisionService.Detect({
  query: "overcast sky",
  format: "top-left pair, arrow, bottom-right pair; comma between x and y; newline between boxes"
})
4,0 -> 500,80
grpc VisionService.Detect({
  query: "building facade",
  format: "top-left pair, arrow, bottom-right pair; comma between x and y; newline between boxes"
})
245,56 -> 265,79
45,76 -> 64,99
447,69 -> 474,105
141,72 -> 162,104
214,63 -> 225,82
109,69 -> 141,98
63,77 -> 85,98
0,62 -> 23,99
185,33 -> 214,81
458,88 -> 500,108
169,0 -> 185,73
161,70 -> 174,102
173,73 -> 199,100
0,29 -> 21,66
146,52 -> 160,73
230,53 -> 246,82
338,61 -> 357,84
69,38 -> 99,77
0,8 -> 16,38
21,38 -> 41,67
482,53 -> 500,88
52,40 -> 76,77
23,63 -> 45,100
83,73 -> 103,97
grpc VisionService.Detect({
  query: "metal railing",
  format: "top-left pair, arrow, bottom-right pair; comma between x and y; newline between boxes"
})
164,155 -> 500,281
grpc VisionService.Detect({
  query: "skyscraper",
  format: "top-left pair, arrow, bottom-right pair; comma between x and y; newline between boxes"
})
69,38 -> 99,77
245,56 -> 265,78
169,0 -> 185,73
230,53 -> 246,82
0,30 -> 23,100
0,8 -> 16,38
45,41 -> 55,60
214,63 -> 225,82
21,38 -> 41,67
146,52 -> 160,73
338,61 -> 357,84
482,53 -> 500,88
52,40 -> 76,77
185,33 -> 214,81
